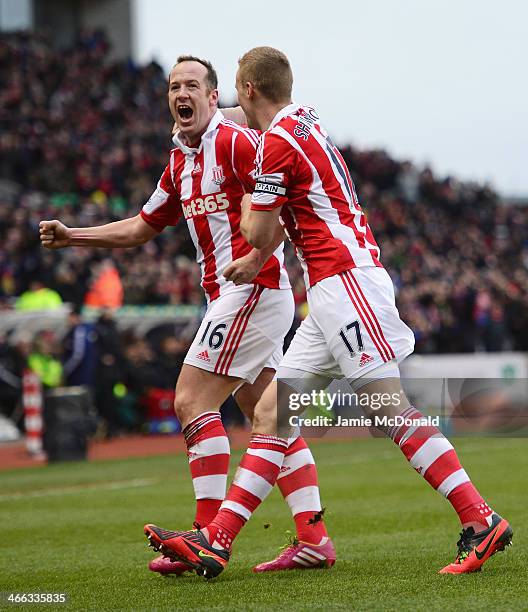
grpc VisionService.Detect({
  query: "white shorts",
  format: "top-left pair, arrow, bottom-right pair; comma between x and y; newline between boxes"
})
280,267 -> 415,381
184,284 -> 295,384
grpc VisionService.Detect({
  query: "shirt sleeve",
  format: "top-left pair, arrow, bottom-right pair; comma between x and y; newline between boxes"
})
231,129 -> 260,193
140,156 -> 182,232
250,131 -> 295,211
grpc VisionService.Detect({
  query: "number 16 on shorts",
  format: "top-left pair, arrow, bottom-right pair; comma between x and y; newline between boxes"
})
199,321 -> 227,350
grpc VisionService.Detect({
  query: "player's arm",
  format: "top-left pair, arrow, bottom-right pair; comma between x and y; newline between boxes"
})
254,220 -> 286,260
240,193 -> 283,249
223,130 -> 282,283
39,214 -> 157,249
240,131 -> 292,249
224,212 -> 284,285
232,129 -> 285,250
40,159 -> 181,250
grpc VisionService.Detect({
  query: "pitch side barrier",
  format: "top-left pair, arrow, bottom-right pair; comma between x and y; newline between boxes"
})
276,353 -> 528,439
0,305 -> 202,459
0,304 -> 202,341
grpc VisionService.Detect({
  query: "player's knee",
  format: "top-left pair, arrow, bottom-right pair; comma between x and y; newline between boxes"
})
363,387 -> 411,437
173,389 -> 195,421
233,385 -> 257,422
252,401 -> 278,436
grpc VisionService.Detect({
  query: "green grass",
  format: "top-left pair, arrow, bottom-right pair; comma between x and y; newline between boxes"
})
1,438 -> 526,611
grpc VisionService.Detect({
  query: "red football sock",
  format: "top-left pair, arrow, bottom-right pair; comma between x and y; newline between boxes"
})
390,406 -> 493,530
195,499 -> 222,528
278,436 -> 328,544
206,433 -> 289,550
206,509 -> 246,550
183,411 -> 230,528
293,511 -> 328,544
447,482 -> 493,530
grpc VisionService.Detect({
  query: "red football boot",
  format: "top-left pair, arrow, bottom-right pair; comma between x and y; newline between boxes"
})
144,524 -> 229,579
439,513 -> 513,574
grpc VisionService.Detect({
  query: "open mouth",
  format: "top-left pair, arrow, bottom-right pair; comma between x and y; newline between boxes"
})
177,105 -> 193,121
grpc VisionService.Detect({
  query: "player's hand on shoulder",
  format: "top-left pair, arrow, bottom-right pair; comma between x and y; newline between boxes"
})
222,106 -> 246,126
39,219 -> 72,249
223,251 -> 263,285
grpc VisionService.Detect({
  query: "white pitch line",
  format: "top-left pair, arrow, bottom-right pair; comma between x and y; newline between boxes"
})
0,478 -> 158,502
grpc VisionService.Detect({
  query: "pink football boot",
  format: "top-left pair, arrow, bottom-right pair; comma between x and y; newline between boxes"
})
253,537 -> 336,573
148,555 -> 192,576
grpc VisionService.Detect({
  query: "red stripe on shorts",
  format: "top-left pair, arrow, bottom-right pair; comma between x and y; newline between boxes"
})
339,271 -> 390,361
222,286 -> 263,374
215,285 -> 259,375
346,270 -> 395,359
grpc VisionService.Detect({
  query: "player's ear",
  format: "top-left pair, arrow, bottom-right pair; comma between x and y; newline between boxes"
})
209,88 -> 219,107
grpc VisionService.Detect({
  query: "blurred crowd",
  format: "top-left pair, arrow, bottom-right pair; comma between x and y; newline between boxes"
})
0,29 -> 201,308
0,309 -> 191,435
340,152 -> 528,353
1,30 -> 528,434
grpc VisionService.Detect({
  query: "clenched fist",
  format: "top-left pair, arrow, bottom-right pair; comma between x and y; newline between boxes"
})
39,220 -> 72,249
223,251 -> 263,285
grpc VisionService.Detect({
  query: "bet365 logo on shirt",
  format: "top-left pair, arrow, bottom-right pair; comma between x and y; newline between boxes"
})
182,193 -> 229,220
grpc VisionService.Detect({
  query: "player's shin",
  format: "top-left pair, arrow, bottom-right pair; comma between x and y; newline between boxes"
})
278,436 -> 329,544
387,405 -> 494,531
205,433 -> 289,550
183,411 -> 230,527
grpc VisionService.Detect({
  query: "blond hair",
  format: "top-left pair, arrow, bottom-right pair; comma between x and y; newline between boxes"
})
238,46 -> 293,103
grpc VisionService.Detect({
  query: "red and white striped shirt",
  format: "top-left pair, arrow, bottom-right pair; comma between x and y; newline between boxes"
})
141,110 -> 290,302
251,103 -> 382,289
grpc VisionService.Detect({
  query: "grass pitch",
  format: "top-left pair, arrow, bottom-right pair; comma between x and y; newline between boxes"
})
1,437 -> 526,611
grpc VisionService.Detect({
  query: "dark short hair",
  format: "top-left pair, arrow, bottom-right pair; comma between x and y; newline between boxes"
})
238,47 -> 293,103
174,55 -> 218,91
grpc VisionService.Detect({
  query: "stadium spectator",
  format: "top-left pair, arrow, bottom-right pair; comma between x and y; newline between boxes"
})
15,280 -> 63,310
151,335 -> 186,389
27,330 -> 63,389
62,306 -> 99,388
83,259 -> 124,309
0,332 -> 24,418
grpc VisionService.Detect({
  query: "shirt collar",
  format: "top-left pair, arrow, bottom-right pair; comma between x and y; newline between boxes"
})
268,102 -> 301,130
172,109 -> 224,154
